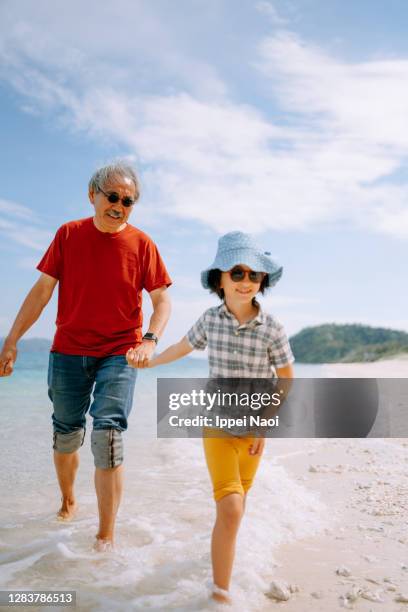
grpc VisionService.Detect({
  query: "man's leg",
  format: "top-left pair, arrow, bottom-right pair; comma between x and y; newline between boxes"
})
90,428 -> 127,549
48,352 -> 93,520
94,464 -> 123,544
54,450 -> 79,520
90,356 -> 137,549
53,428 -> 86,520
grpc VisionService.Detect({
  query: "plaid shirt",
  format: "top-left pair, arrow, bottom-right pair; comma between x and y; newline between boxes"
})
187,301 -> 294,378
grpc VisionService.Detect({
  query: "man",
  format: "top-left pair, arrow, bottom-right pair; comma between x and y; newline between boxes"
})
0,162 -> 171,550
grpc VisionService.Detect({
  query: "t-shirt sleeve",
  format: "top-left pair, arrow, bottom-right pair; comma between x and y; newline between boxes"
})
142,240 -> 172,292
186,312 -> 208,350
36,227 -> 64,280
268,320 -> 295,368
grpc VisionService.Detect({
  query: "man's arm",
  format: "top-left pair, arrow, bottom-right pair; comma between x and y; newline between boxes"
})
0,273 -> 58,376
145,286 -> 171,340
126,286 -> 171,369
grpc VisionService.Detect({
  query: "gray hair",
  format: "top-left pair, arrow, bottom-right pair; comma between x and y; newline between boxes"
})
88,161 -> 140,200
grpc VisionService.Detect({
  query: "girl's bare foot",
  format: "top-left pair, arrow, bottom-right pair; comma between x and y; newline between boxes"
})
56,498 -> 77,521
211,584 -> 232,605
93,536 -> 114,553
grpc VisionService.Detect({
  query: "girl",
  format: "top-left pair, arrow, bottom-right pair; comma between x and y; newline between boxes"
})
127,231 -> 294,604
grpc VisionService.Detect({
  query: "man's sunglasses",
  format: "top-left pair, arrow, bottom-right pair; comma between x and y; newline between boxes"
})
229,267 -> 265,283
99,188 -> 136,208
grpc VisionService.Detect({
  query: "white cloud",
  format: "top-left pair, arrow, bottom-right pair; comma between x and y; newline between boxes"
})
1,3 -> 408,237
257,33 -> 408,149
0,199 -> 35,220
0,0 -> 227,100
256,32 -> 408,236
0,199 -> 52,251
256,1 -> 288,26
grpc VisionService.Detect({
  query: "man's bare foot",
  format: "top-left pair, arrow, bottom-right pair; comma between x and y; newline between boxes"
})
93,536 -> 114,553
56,498 -> 77,521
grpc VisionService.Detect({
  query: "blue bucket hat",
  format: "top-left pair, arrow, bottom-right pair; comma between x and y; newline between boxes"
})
201,231 -> 283,289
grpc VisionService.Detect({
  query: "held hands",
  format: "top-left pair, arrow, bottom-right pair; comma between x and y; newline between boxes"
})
126,340 -> 156,369
0,343 -> 17,377
249,437 -> 265,456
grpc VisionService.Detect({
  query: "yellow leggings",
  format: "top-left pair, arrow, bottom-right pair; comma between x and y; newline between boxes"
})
203,428 -> 262,502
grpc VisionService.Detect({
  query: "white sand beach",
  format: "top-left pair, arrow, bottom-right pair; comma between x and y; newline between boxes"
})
262,437 -> 408,611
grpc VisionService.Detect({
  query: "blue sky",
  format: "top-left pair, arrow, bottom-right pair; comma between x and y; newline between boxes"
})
1,0 -> 408,345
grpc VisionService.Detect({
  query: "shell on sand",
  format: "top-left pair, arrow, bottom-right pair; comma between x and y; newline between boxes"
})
266,580 -> 292,601
336,565 -> 352,577
344,586 -> 362,602
395,593 -> 408,603
360,588 -> 384,602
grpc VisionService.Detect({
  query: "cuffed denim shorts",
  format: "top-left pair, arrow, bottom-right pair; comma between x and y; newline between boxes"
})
47,352 -> 137,467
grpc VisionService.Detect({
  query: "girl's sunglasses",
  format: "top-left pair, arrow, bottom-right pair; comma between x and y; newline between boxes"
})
99,188 -> 135,208
229,267 -> 265,283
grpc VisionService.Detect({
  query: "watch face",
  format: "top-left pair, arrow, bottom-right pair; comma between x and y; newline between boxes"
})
143,333 -> 158,343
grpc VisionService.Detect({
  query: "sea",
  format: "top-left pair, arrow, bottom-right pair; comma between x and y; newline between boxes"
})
0,353 -> 392,611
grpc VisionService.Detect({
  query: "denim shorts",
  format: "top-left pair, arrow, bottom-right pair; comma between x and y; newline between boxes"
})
47,352 -> 137,466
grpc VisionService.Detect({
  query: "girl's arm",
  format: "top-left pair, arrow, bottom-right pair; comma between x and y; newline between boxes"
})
275,363 -> 294,380
126,336 -> 194,368
275,363 -> 294,402
250,363 -> 294,453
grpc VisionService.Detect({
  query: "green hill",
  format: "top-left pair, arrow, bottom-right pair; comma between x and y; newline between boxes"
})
289,324 -> 408,363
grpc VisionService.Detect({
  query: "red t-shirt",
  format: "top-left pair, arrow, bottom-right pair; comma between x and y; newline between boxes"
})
37,217 -> 172,356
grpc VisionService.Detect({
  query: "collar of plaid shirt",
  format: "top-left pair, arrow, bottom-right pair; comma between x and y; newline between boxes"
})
218,300 -> 265,328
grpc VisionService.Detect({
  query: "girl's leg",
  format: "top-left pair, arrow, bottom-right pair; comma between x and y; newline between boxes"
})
212,492 -> 244,598
212,435 -> 263,597
203,430 -> 264,602
203,430 -> 244,602
239,435 -> 263,498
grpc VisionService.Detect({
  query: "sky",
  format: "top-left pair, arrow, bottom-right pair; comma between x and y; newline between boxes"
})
1,0 -> 408,346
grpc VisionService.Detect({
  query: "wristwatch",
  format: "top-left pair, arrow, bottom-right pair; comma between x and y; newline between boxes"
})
142,332 -> 159,344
